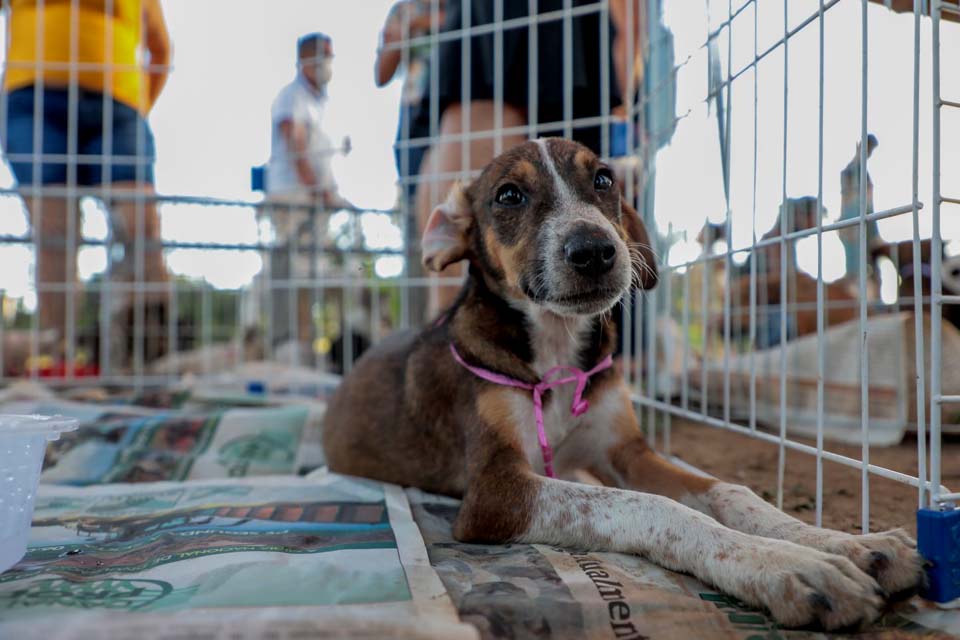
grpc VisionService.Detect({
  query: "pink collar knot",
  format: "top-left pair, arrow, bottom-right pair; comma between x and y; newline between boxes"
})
450,343 -> 613,478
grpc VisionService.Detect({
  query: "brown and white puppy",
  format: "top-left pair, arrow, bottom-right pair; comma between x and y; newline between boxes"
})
323,138 -> 923,630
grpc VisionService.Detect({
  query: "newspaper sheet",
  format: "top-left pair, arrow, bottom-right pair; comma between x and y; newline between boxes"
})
1,399 -> 320,484
0,475 -> 477,640
407,488 -> 956,640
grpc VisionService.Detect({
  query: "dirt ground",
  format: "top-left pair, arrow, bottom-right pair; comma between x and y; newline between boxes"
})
667,419 -> 960,537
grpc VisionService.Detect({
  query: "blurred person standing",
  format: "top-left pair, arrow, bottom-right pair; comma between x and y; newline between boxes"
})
265,32 -> 350,352
752,197 -> 827,348
267,32 -> 347,209
757,197 -> 826,278
375,0 -> 442,208
375,0 -> 444,326
1,0 -> 171,365
415,0 -> 647,317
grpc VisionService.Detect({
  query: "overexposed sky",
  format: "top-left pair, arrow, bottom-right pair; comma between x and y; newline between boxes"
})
153,0 -> 402,286
151,0 -> 400,204
0,0 -> 957,301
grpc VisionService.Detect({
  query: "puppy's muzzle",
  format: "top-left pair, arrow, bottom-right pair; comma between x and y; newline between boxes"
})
563,227 -> 617,278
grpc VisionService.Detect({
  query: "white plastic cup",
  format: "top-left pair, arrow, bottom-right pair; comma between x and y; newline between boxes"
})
0,415 -> 78,574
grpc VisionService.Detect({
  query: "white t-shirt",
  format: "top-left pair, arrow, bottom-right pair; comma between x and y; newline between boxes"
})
267,75 -> 337,196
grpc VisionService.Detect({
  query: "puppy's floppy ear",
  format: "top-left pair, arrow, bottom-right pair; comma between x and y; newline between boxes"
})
620,199 -> 659,289
422,181 -> 473,272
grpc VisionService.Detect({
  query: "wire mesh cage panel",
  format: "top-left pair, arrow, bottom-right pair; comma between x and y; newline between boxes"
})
0,0 -> 957,599
632,0 -> 959,522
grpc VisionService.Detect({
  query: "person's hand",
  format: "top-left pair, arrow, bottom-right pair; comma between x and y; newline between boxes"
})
383,20 -> 404,45
316,189 -> 354,211
382,2 -> 413,45
383,1 -> 441,43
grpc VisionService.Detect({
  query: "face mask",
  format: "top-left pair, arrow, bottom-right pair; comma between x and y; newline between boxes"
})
316,60 -> 333,85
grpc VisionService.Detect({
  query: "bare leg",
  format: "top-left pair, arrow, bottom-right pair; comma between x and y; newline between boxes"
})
107,182 -> 168,365
108,182 -> 167,292
415,101 -> 527,316
27,193 -> 78,343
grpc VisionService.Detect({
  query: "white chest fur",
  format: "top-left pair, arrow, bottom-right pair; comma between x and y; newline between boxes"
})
509,310 -> 596,474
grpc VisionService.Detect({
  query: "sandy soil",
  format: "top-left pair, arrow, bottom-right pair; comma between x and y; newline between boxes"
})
666,419 -> 960,536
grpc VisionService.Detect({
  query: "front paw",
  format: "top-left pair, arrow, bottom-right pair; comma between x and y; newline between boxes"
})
721,541 -> 884,630
792,528 -> 925,597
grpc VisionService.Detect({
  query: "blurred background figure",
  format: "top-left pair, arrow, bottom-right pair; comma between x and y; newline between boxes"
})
415,0 -> 646,318
0,0 -> 171,367
375,0 -> 444,326
838,134 -> 881,294
267,32 -> 348,209
264,32 -> 351,353
375,0 -> 442,210
735,197 -> 836,349
757,197 -> 826,279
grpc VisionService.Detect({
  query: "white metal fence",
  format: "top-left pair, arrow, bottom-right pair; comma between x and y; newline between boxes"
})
628,0 -> 959,525
0,0 -> 957,591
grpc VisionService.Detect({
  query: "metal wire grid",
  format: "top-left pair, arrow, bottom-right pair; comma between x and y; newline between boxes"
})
0,0 -> 955,529
629,0 -> 958,530
0,3 -> 426,384
0,194 -> 426,384
1,0 -> 156,382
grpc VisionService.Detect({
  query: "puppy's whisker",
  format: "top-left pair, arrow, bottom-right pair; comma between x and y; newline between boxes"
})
600,305 -> 614,327
530,272 -> 548,300
627,245 -> 657,286
628,241 -> 660,261
627,253 -> 653,289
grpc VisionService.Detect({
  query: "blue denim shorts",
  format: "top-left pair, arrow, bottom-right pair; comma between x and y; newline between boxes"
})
2,86 -> 155,186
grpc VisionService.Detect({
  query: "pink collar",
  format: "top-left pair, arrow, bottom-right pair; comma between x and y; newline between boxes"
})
449,343 -> 613,478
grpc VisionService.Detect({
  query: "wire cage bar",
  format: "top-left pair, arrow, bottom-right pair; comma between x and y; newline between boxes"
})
0,0 -> 957,599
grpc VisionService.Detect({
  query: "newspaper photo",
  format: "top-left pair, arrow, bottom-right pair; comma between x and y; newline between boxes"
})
0,475 -> 478,640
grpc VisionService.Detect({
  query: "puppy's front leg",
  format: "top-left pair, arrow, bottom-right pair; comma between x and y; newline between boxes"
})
594,394 -> 924,597
457,435 -> 882,630
697,479 -> 924,596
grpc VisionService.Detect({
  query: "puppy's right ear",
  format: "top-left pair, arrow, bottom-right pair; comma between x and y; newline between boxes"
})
422,181 -> 473,272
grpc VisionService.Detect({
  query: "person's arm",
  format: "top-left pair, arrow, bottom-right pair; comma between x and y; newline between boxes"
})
375,4 -> 406,87
374,2 -> 439,87
609,0 -> 647,117
278,119 -> 319,189
144,0 -> 172,110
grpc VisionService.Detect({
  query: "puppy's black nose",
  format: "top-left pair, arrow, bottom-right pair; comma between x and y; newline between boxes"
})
563,235 -> 617,277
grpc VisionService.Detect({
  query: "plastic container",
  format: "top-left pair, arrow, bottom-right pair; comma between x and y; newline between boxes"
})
0,415 -> 78,574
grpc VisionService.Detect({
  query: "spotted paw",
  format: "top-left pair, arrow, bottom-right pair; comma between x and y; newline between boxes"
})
790,527 -> 925,597
718,539 -> 884,630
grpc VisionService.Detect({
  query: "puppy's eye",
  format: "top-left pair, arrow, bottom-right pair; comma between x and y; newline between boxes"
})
495,184 -> 526,207
594,169 -> 614,191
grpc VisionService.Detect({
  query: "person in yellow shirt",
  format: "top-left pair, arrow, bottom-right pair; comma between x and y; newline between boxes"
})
1,0 -> 171,363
